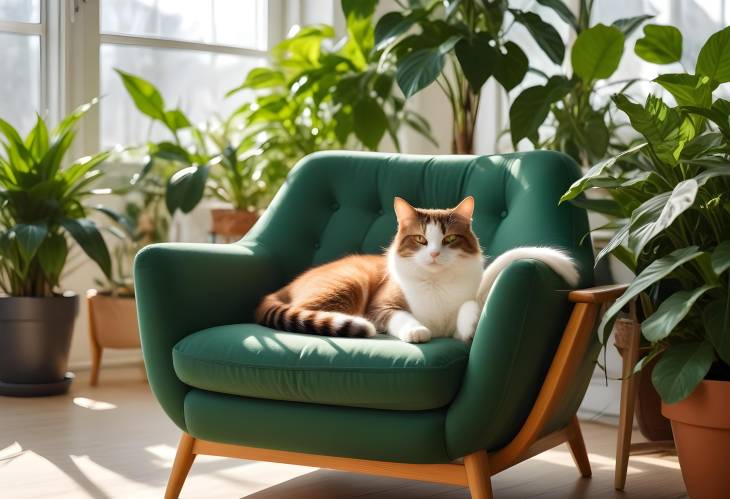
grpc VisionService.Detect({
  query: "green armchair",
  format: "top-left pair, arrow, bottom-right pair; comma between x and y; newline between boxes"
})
135,151 -> 624,498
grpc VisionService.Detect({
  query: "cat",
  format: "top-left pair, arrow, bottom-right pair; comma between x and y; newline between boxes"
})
255,196 -> 579,343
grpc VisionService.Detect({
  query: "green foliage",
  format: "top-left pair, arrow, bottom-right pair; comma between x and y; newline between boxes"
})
0,102 -> 116,297
509,2 -> 647,164
634,24 -> 683,65
375,0 -> 558,152
562,26 -> 730,403
120,3 -> 432,215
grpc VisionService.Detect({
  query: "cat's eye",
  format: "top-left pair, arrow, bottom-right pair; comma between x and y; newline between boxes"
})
443,234 -> 458,245
413,235 -> 427,245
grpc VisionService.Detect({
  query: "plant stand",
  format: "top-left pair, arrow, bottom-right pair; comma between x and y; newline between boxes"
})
613,312 -> 675,490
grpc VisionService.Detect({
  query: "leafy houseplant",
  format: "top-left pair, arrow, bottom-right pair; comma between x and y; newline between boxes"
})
0,102 -> 115,396
509,0 -> 653,166
375,0 -> 567,153
118,0 -> 433,236
562,26 -> 730,496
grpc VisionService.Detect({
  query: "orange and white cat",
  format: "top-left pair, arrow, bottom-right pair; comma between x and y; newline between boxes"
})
256,197 -> 579,343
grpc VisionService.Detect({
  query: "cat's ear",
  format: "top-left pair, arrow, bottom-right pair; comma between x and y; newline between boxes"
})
393,197 -> 417,223
453,196 -> 474,222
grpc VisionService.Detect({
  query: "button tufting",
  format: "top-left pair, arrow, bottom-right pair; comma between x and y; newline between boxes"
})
331,202 -> 340,211
500,210 -> 508,218
314,242 -> 321,249
377,208 -> 384,216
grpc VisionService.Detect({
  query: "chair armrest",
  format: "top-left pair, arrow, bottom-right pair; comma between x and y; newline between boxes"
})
569,284 -> 628,304
134,241 -> 278,430
445,259 -> 577,459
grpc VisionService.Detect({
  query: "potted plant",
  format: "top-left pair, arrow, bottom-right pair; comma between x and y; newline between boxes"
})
0,102 -> 115,396
87,179 -> 170,385
562,25 -> 730,497
116,1 -> 434,237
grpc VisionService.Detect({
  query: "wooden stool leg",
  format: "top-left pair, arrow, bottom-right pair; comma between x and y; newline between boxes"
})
615,321 -> 640,491
165,433 -> 196,499
464,451 -> 493,499
567,415 -> 592,477
89,343 -> 102,387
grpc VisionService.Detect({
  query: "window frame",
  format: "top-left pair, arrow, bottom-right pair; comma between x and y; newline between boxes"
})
0,0 -> 284,156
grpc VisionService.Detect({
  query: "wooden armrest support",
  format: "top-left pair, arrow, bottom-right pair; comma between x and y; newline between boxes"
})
568,284 -> 628,304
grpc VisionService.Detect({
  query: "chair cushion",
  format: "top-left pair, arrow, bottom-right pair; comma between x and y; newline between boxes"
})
173,324 -> 469,411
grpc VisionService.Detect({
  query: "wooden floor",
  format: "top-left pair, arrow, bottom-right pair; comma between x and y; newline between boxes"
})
0,366 -> 687,499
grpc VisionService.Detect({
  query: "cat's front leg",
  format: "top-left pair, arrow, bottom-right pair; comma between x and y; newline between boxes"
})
455,300 -> 481,342
388,310 -> 432,343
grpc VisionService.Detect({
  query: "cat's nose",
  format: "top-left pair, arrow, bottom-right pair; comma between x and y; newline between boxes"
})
429,250 -> 440,258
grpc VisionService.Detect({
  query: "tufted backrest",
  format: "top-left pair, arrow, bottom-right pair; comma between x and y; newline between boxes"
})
245,151 -> 594,287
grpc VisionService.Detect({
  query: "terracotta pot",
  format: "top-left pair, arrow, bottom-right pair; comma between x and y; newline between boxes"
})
210,208 -> 258,240
86,289 -> 140,386
614,318 -> 673,441
662,380 -> 730,499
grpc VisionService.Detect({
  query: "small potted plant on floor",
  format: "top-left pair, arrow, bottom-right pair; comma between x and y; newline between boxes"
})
87,181 -> 169,385
562,25 -> 730,497
0,102 -> 115,396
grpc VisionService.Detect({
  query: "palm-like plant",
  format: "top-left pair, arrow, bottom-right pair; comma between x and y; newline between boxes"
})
0,101 -> 113,297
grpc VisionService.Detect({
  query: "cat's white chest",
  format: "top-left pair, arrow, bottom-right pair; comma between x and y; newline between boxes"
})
400,272 -> 480,336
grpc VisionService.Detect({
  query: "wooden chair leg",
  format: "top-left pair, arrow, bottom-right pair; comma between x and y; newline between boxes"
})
165,433 -> 196,499
89,343 -> 102,387
615,320 -> 641,491
464,451 -> 493,499
567,416 -> 592,477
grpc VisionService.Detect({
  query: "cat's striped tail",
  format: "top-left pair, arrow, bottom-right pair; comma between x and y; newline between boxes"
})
255,294 -> 377,338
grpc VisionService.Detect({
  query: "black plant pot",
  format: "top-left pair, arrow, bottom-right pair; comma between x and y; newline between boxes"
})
0,293 -> 79,396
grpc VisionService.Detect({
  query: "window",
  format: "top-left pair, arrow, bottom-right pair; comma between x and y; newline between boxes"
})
0,0 -> 280,148
98,0 -> 270,149
0,0 -> 43,133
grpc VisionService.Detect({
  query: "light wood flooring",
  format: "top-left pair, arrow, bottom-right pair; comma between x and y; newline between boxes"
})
0,366 -> 687,498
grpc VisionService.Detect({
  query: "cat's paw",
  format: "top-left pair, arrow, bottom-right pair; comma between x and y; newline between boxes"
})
400,325 -> 432,343
455,300 -> 480,342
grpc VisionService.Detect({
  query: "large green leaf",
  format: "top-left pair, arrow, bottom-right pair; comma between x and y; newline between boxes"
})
536,0 -> 578,32
571,24 -> 624,82
696,26 -> 730,83
613,94 -> 695,165
455,33 -> 498,91
165,164 -> 209,214
597,246 -> 704,342
612,15 -> 654,37
163,109 -> 191,132
493,41 -> 528,91
705,297 -> 730,364
37,233 -> 68,287
60,218 -> 112,278
115,69 -> 166,121
561,142 -> 646,202
353,97 -> 388,150
26,113 -> 49,161
711,241 -> 730,275
652,341 -> 715,403
374,11 -> 424,51
642,285 -> 717,342
635,24 -> 683,64
628,179 -> 697,256
569,197 -> 626,218
13,223 -> 48,263
595,223 -> 629,264
654,74 -> 715,108
396,36 -> 461,98
510,75 -> 573,147
510,9 -> 565,64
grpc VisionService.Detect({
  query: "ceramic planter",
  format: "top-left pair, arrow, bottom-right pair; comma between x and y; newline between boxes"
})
0,293 -> 79,396
86,289 -> 140,386
662,380 -> 730,499
210,208 -> 258,242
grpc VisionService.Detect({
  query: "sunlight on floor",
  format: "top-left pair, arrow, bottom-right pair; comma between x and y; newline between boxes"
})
72,397 -> 117,411
532,449 -> 643,474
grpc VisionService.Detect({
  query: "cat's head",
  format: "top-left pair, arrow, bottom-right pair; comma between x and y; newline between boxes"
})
391,197 -> 482,274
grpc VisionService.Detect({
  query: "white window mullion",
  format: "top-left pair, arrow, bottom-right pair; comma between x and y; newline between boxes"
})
99,33 -> 268,59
